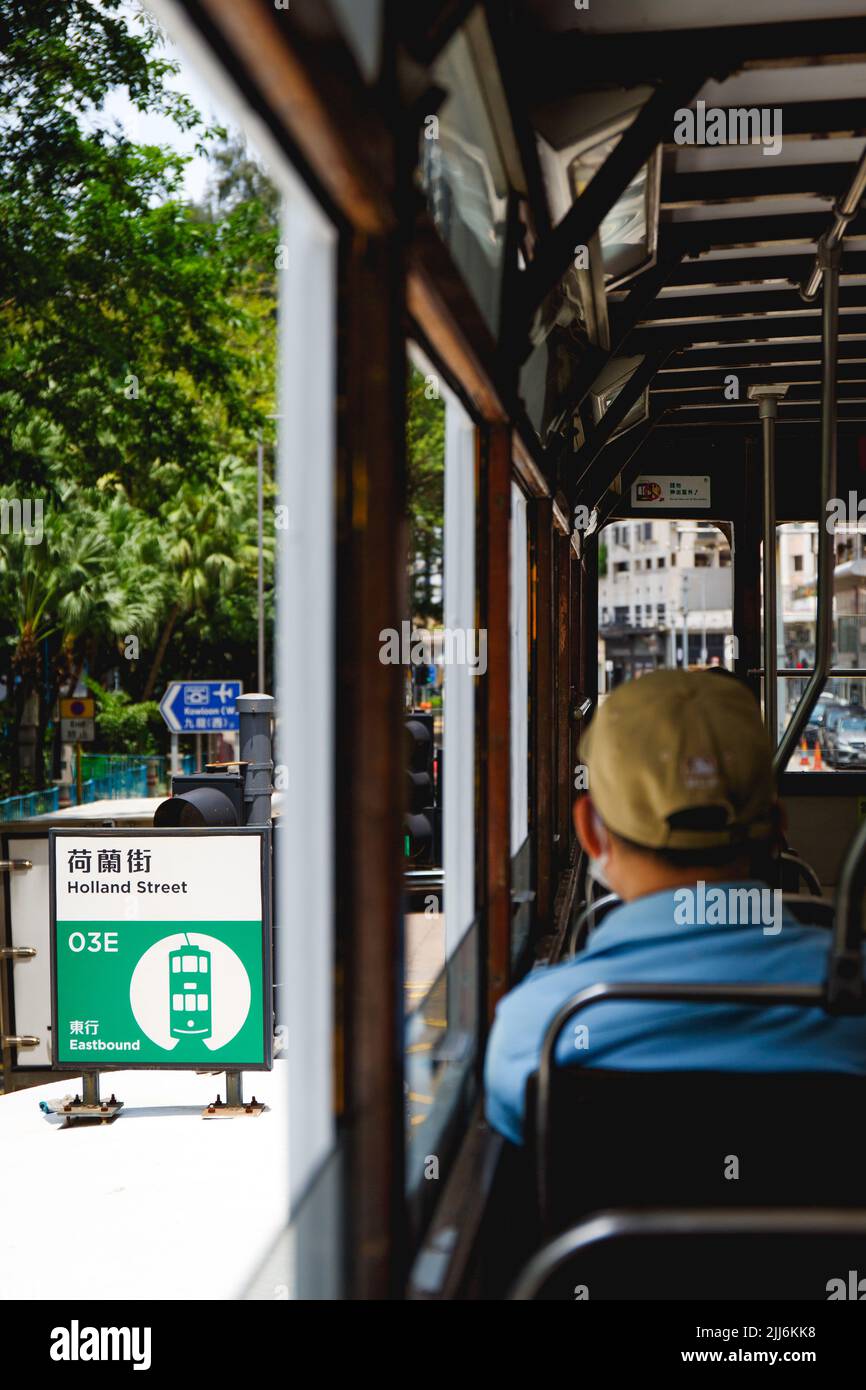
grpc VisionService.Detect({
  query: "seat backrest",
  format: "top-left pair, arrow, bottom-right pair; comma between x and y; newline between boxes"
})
526,1069 -> 866,1234
510,1207 -> 866,1300
782,893 -> 835,928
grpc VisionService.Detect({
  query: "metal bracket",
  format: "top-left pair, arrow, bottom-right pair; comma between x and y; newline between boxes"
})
202,1092 -> 266,1119
0,859 -> 32,873
40,1091 -> 124,1124
2,1033 -> 39,1048
0,946 -> 36,960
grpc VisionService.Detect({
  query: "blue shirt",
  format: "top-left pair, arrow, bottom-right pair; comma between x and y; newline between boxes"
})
484,883 -> 866,1145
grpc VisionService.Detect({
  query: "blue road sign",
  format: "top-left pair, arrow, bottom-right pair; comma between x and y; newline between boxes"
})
159,681 -> 243,734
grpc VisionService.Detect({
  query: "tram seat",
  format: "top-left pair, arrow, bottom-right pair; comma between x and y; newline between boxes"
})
568,892 -> 620,955
567,890 -> 834,957
509,1207 -> 866,1300
526,1068 -> 866,1236
781,894 -> 836,929
778,849 -> 824,898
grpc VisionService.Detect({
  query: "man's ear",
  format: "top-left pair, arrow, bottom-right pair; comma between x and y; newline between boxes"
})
574,796 -> 604,858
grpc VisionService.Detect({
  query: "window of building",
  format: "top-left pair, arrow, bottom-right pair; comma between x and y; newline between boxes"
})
615,560 -> 629,574
793,554 -> 804,572
657,557 -> 665,568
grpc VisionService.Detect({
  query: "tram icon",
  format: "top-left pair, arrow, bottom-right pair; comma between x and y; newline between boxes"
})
169,944 -> 213,1039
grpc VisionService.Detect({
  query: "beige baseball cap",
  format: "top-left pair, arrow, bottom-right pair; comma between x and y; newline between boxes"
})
579,669 -> 775,851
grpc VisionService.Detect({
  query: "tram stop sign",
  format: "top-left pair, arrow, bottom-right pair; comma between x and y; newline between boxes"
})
49,828 -> 271,1071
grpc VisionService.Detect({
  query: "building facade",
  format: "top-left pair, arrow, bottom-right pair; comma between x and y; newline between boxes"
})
598,519 -> 733,690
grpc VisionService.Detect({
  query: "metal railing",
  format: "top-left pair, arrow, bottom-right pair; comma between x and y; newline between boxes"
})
68,760 -> 149,806
0,787 -> 59,821
0,753 -> 197,821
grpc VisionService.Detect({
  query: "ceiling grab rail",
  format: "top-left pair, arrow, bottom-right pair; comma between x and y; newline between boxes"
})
800,146 -> 866,303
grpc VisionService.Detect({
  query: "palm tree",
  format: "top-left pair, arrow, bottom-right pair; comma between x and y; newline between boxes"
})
0,489 -> 110,782
0,479 -> 171,785
142,456 -> 266,700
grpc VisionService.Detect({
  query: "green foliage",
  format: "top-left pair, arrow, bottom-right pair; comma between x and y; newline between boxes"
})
406,366 -> 445,623
0,0 -> 279,786
598,540 -> 608,578
85,677 -> 161,755
0,0 -> 278,497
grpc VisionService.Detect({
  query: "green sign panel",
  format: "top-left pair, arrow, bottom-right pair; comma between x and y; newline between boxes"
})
50,828 -> 271,1070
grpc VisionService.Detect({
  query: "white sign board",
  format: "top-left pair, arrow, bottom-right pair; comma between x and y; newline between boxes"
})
60,718 -> 95,743
50,828 -> 271,1071
631,475 -> 711,508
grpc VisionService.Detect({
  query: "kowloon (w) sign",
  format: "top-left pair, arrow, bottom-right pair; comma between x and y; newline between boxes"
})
50,827 -> 271,1070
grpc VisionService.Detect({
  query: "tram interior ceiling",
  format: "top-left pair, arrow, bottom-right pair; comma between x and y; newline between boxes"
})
10,0 -> 866,1328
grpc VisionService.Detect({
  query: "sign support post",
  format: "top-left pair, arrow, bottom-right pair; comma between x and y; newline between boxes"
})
75,742 -> 83,806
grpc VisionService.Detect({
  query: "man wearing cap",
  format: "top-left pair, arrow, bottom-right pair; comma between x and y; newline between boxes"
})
485,668 -> 866,1146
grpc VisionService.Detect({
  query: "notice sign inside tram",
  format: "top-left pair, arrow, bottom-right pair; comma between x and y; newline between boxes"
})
631,475 -> 711,508
50,828 -> 271,1070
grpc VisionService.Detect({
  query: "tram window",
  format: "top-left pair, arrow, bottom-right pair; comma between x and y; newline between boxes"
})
597,519 -> 733,695
404,353 -> 479,1205
416,25 -> 509,335
769,523 -> 866,770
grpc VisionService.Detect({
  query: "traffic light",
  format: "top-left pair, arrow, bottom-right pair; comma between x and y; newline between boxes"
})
153,693 -> 274,828
404,713 -> 439,865
153,767 -> 245,826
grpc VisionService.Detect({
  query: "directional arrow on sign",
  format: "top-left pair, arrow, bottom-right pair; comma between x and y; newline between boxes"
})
158,680 -> 242,734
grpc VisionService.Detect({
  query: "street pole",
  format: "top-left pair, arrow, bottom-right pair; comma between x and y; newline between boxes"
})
257,434 -> 265,694
75,742 -> 82,805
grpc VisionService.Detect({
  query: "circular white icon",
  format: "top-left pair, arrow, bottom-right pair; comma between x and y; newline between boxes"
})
129,931 -> 251,1052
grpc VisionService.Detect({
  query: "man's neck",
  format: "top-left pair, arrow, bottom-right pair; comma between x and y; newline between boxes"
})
618,859 -> 753,903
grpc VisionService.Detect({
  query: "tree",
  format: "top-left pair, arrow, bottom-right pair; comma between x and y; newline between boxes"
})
85,678 -> 162,756
0,474 -> 169,783
142,457 -> 267,700
0,0 -> 276,500
406,366 -> 445,623
0,2 -> 279,783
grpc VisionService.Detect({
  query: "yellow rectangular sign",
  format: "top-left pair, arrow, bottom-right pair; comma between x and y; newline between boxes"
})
59,697 -> 95,720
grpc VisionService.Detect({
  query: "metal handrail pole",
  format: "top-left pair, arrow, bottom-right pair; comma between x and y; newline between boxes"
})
773,237 -> 841,775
